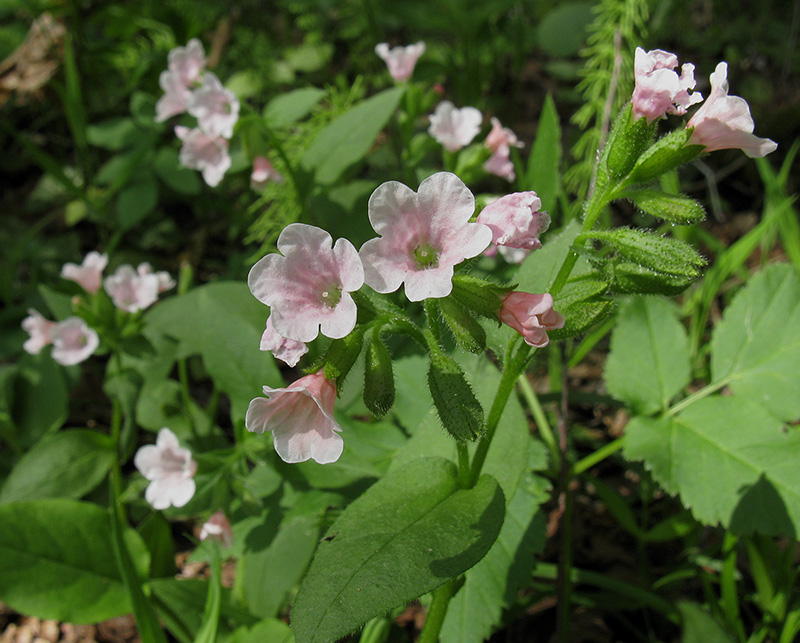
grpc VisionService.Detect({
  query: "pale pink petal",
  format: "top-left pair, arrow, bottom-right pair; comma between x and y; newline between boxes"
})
484,145 -> 516,182
135,427 -> 197,510
104,264 -> 160,313
167,38 -> 206,87
49,317 -> 99,365
167,477 -> 196,508
478,192 -> 550,251
187,72 -> 240,139
61,251 -> 108,294
428,101 -> 483,151
631,47 -> 702,123
175,126 -> 231,187
22,309 -> 55,355
500,292 -> 565,348
155,70 -> 191,122
375,41 -> 425,82
485,117 -> 523,152
260,317 -> 308,367
251,156 -> 284,189
200,511 -> 234,547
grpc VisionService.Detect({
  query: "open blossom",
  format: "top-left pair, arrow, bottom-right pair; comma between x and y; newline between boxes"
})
137,263 -> 176,293
248,224 -> 364,343
632,47 -> 702,123
50,317 -> 99,366
155,39 -> 206,122
375,41 -> 425,82
251,156 -> 284,190
175,125 -> 231,187
428,101 -> 483,152
485,117 -> 523,153
484,146 -> 516,182
134,428 -> 197,510
499,292 -> 564,348
187,72 -> 240,139
61,251 -> 108,294
260,316 -> 308,367
359,172 -> 492,302
200,511 -> 234,548
687,62 -> 777,158
246,371 -> 343,464
478,191 -> 551,252
22,309 -> 55,355
104,264 -> 161,313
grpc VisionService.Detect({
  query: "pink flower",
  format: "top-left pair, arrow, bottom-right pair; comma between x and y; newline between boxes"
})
484,145 -> 516,182
104,264 -> 160,313
187,72 -> 240,139
167,39 -> 206,87
61,251 -> 108,294
631,47 -> 702,123
137,263 -> 176,293
154,40 -> 206,122
155,70 -> 193,122
260,316 -> 308,367
199,511 -> 234,548
248,224 -> 364,343
499,292 -> 564,348
134,428 -> 197,510
49,317 -> 99,366
359,172 -> 492,302
428,101 -> 483,152
478,191 -> 551,252
374,41 -> 426,82
485,117 -> 523,153
687,62 -> 777,158
251,156 -> 284,190
175,125 -> 231,187
245,371 -> 343,464
22,309 -> 55,355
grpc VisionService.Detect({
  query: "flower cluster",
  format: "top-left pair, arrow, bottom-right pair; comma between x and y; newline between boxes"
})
246,172 -> 562,465
632,48 -> 776,157
155,40 -> 240,186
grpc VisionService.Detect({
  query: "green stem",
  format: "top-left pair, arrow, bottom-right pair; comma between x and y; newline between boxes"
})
456,441 -> 471,489
668,378 -> 729,416
573,436 -> 626,475
418,578 -> 458,643
516,374 -> 559,468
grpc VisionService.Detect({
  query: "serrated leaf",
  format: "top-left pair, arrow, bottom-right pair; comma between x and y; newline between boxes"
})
624,397 -> 800,535
263,87 -> 326,128
300,86 -> 404,185
291,458 -> 505,643
590,228 -> 705,277
627,129 -> 703,184
625,189 -> 706,225
605,297 -> 690,414
711,264 -> 800,421
0,430 -> 114,502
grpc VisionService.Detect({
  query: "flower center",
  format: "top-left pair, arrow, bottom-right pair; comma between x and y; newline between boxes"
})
320,286 -> 342,308
413,242 -> 439,269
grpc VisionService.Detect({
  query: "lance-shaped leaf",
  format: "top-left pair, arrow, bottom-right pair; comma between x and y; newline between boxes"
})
363,332 -> 395,418
611,261 -> 698,295
428,351 -> 484,441
625,128 -> 703,185
623,188 -> 706,225
291,457 -> 505,643
440,298 -> 487,354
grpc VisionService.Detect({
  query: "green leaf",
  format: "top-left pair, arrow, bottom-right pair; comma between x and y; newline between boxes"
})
12,353 -> 68,449
589,228 -> 706,278
627,129 -> 703,185
195,544 -> 223,643
154,147 -> 201,195
524,93 -> 561,215
300,86 -> 405,185
440,298 -> 487,353
624,189 -> 706,225
516,219 -> 582,293
611,261 -> 697,295
291,458 -> 505,643
263,87 -> 326,128
0,430 -> 115,502
441,465 -> 549,643
605,297 -> 691,414
363,332 -> 395,418
86,118 -> 138,150
117,172 -> 159,230
711,263 -> 800,421
0,499 -> 132,623
624,397 -> 800,535
428,351 -> 484,441
680,602 -> 736,643
536,2 -> 594,57
601,103 -> 655,180
232,618 -> 295,643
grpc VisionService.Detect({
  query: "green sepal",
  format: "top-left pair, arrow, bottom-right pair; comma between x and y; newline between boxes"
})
623,188 -> 706,225
549,277 -> 613,339
427,351 -> 484,442
611,261 -> 698,295
440,298 -> 487,354
626,128 -> 704,185
321,326 -> 365,389
363,332 -> 395,418
600,103 -> 656,180
450,275 -> 511,321
587,228 -> 706,278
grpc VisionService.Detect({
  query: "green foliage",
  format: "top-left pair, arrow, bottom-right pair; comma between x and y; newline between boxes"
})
291,457 -> 505,643
623,188 -> 706,225
363,331 -> 395,418
263,87 -> 328,128
428,351 -> 485,442
523,93 -> 562,217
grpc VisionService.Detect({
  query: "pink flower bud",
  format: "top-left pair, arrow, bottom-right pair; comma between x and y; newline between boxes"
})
134,428 -> 197,510
477,192 -> 551,252
61,251 -> 108,294
246,371 -> 343,464
250,156 -> 284,190
631,47 -> 702,123
374,41 -> 425,83
499,292 -> 564,348
428,101 -> 483,152
199,511 -> 234,548
687,62 -> 777,158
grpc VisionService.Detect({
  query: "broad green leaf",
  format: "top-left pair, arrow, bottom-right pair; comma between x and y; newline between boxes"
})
263,87 -> 326,128
145,282 -> 282,424
291,458 -> 505,643
86,118 -> 138,150
441,460 -> 549,643
524,93 -> 561,215
0,499 -> 132,623
154,147 -> 201,195
0,430 -> 114,502
117,173 -> 159,230
624,397 -> 800,535
605,297 -> 691,414
12,353 -> 68,448
711,263 -> 800,421
300,86 -> 404,185
680,602 -> 736,643
232,618 -> 294,643
516,219 -> 582,293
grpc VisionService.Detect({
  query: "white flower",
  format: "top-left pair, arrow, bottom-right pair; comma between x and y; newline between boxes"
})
134,428 -> 197,510
428,101 -> 482,152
